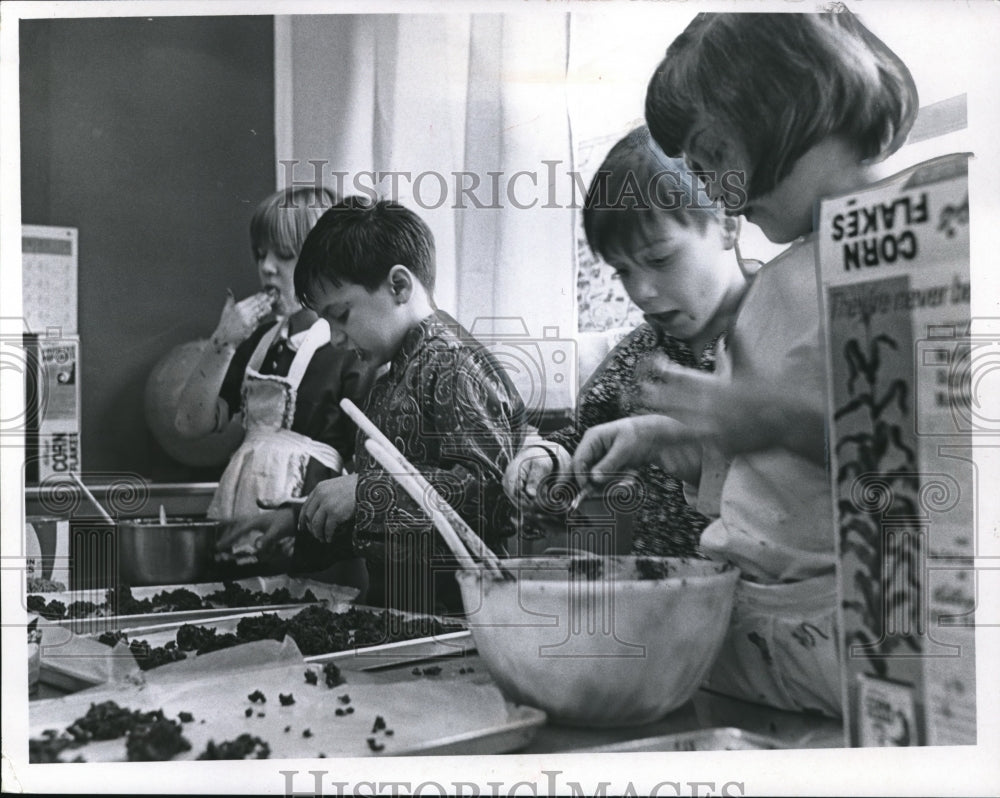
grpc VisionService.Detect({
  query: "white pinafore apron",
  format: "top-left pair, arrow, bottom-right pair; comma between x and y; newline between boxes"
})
207,318 -> 343,521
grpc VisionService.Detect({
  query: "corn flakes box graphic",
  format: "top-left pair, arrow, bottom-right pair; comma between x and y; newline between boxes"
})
817,152 -> 976,746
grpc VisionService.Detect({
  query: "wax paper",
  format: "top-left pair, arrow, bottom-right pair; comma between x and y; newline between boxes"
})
30,646 -> 514,760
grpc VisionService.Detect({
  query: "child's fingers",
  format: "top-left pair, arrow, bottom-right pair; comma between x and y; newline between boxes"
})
634,364 -> 713,422
638,354 -> 708,389
319,512 -> 341,544
572,422 -> 625,485
257,525 -> 292,554
306,505 -> 326,540
521,456 -> 553,499
299,500 -> 329,541
305,504 -> 337,543
501,461 -> 521,502
634,352 -> 677,383
216,293 -> 269,340
239,292 -> 273,322
574,418 -> 675,484
216,516 -> 258,550
590,436 -> 636,485
231,292 -> 269,314
299,491 -> 321,533
257,510 -> 295,553
632,359 -> 682,414
503,449 -> 557,504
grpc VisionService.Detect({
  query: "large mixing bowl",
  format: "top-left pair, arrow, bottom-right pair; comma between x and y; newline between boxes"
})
456,556 -> 739,727
116,517 -> 221,586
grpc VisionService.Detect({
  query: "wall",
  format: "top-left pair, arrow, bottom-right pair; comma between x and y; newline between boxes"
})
279,14 -> 466,316
20,16 -> 276,481
279,14 -> 579,418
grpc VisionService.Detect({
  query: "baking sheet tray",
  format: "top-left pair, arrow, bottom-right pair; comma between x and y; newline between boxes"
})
309,629 -> 475,672
399,704 -> 545,756
29,647 -> 545,760
26,575 -> 358,633
36,606 -> 332,694
38,605 -> 470,694
93,603 -> 467,650
566,727 -> 787,753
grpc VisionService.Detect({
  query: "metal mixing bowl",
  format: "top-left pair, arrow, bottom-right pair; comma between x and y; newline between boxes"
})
457,556 -> 740,727
116,517 -> 221,586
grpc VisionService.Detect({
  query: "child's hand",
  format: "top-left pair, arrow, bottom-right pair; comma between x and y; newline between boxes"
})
630,353 -> 717,430
572,415 -> 702,487
216,508 -> 296,562
635,348 -> 826,463
299,474 -> 358,543
502,442 -> 573,507
212,291 -> 273,348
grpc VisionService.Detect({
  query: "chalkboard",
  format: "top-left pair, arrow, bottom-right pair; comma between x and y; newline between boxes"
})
20,16 -> 276,482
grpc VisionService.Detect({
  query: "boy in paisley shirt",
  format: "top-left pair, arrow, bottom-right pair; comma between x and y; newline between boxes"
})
293,197 -> 527,616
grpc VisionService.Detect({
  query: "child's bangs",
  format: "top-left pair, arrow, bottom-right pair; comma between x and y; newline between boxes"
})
583,131 -> 719,260
251,210 -> 299,260
744,14 -> 916,198
250,188 -> 335,261
590,200 -> 710,265
646,13 -> 917,201
586,205 -> 646,262
584,163 -> 664,260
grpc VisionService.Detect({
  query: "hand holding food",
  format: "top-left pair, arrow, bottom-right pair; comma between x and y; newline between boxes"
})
216,508 -> 296,563
572,415 -> 703,487
211,291 -> 275,349
299,474 -> 358,543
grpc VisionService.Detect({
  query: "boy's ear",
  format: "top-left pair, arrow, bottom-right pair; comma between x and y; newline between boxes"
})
720,215 -> 740,251
386,264 -> 414,304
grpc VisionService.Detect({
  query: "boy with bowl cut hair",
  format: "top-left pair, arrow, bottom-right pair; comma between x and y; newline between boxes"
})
294,196 -> 527,615
584,126 -> 728,248
504,127 -> 748,556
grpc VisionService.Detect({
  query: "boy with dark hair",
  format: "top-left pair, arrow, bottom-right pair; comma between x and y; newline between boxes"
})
293,196 -> 527,615
504,127 -> 748,556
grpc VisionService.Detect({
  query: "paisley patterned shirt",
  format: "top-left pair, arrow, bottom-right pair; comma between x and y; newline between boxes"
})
350,311 -> 527,569
547,322 -> 721,557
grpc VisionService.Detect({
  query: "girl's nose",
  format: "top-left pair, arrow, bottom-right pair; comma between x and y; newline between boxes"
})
259,252 -> 279,276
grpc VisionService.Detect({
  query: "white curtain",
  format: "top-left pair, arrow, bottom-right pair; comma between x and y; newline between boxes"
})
278,13 -> 577,411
